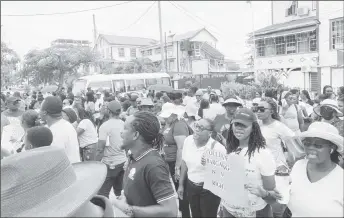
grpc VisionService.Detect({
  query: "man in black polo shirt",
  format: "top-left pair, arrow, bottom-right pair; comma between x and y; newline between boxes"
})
112,111 -> 177,217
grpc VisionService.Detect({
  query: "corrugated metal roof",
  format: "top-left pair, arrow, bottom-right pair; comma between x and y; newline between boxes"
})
100,34 -> 158,46
201,42 -> 224,59
252,16 -> 319,37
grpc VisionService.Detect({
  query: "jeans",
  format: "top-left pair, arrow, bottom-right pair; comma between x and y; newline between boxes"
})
166,161 -> 190,218
98,162 -> 125,198
186,179 -> 221,218
271,202 -> 287,218
221,204 -> 273,218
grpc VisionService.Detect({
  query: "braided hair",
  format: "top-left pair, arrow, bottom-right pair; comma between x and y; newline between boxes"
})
262,97 -> 281,121
226,122 -> 266,162
132,111 -> 164,151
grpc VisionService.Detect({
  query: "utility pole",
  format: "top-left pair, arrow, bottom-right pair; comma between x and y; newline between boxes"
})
165,32 -> 168,72
271,1 -> 274,25
158,1 -> 166,72
93,14 -> 97,46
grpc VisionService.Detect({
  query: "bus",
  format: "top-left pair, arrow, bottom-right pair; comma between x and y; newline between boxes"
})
72,72 -> 171,95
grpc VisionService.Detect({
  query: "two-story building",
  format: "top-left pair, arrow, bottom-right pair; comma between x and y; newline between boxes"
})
93,34 -> 157,64
249,1 -> 343,93
140,28 -> 230,79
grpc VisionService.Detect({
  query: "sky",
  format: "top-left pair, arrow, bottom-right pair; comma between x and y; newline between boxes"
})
1,1 -> 272,62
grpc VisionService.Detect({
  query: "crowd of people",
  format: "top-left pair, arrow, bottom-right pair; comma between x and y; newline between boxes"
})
1,83 -> 343,217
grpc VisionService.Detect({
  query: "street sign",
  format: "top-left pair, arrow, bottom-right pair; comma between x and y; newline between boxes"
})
192,59 -> 209,75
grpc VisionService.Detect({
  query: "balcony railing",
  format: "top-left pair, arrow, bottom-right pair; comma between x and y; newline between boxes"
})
255,30 -> 317,57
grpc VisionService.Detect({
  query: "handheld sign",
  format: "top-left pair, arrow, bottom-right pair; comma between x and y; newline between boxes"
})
203,150 -> 249,208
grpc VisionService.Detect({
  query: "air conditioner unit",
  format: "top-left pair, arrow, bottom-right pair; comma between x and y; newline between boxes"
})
297,7 -> 309,16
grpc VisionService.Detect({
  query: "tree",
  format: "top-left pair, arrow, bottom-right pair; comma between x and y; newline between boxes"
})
100,58 -> 161,74
21,44 -> 98,89
1,42 -> 20,87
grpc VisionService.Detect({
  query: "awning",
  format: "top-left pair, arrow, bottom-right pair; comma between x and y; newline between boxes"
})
248,16 -> 320,41
254,26 -> 317,40
201,42 -> 224,59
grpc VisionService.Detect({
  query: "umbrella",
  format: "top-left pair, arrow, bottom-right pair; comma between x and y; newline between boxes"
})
41,85 -> 58,93
148,84 -> 174,92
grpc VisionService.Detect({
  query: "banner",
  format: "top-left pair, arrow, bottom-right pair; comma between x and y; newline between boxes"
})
203,150 -> 249,208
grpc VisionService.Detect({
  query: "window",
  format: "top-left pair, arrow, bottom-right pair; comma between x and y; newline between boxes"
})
146,77 -> 170,86
286,1 -> 297,16
297,32 -> 309,53
275,36 -> 286,55
192,42 -> 200,56
88,81 -> 113,92
155,48 -> 161,54
147,49 -> 152,56
256,39 -> 265,57
141,51 -> 145,56
286,35 -> 297,54
265,38 -> 276,56
112,80 -> 125,92
169,59 -> 175,71
309,30 -> 317,51
130,48 -> 136,57
118,48 -> 125,57
126,79 -> 145,91
167,46 -> 174,57
330,18 -> 344,50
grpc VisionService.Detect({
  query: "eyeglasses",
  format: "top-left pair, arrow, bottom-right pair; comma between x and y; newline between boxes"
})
253,106 -> 270,113
320,106 -> 335,114
194,123 -> 212,132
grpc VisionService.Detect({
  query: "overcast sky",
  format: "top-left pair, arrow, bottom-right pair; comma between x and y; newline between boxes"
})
1,1 -> 272,61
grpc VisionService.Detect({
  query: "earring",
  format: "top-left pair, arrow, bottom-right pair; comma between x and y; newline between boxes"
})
330,149 -> 334,154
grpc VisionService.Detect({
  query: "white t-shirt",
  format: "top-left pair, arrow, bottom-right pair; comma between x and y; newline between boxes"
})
77,119 -> 98,148
49,119 -> 81,163
260,121 -> 295,167
225,147 -> 276,213
183,96 -> 197,107
182,135 -> 226,184
281,104 -> 301,133
288,159 -> 344,217
299,101 -> 313,117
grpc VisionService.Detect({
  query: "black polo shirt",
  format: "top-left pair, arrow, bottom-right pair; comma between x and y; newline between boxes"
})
123,149 -> 175,207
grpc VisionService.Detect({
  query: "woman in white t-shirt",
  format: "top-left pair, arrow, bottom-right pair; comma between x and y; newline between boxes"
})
280,92 -> 304,134
222,108 -> 277,217
178,118 -> 226,218
75,107 -> 98,161
287,122 -> 344,217
256,97 -> 295,217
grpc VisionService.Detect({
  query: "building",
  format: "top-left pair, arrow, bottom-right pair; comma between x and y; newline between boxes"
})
140,28 -> 229,77
249,1 -> 343,93
93,34 -> 157,63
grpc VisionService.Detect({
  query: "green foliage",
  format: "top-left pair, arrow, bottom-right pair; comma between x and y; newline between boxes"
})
21,44 -> 97,88
100,58 -> 160,74
1,42 -> 20,87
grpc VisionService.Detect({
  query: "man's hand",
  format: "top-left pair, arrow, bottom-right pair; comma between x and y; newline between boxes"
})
112,195 -> 134,217
175,168 -> 180,181
177,185 -> 184,200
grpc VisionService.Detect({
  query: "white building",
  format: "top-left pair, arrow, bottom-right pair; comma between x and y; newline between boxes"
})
249,1 -> 343,93
93,34 -> 157,63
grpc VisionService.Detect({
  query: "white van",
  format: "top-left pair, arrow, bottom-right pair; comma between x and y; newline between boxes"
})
72,72 -> 171,95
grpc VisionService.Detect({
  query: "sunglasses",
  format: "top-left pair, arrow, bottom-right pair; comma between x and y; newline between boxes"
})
252,106 -> 270,113
233,122 -> 249,129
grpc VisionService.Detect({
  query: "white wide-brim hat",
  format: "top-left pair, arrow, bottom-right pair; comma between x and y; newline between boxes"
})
185,103 -> 201,120
222,98 -> 243,106
313,99 -> 343,117
1,147 -> 107,217
296,121 -> 343,154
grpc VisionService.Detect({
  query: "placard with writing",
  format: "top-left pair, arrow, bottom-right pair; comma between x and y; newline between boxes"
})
203,150 -> 249,208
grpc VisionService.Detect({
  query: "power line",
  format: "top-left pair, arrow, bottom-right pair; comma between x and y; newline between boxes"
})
170,1 -> 223,35
119,1 -> 157,32
1,1 -> 134,17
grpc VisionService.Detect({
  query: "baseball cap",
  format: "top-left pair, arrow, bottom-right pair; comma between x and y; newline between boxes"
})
195,90 -> 203,96
232,108 -> 257,126
222,97 -> 243,106
41,96 -> 63,115
107,100 -> 121,113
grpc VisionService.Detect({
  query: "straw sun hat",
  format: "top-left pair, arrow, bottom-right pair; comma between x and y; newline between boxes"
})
296,122 -> 343,154
1,146 -> 107,217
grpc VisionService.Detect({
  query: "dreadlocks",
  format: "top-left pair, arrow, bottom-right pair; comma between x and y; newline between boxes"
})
226,122 -> 266,162
262,97 -> 281,121
132,111 -> 164,151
